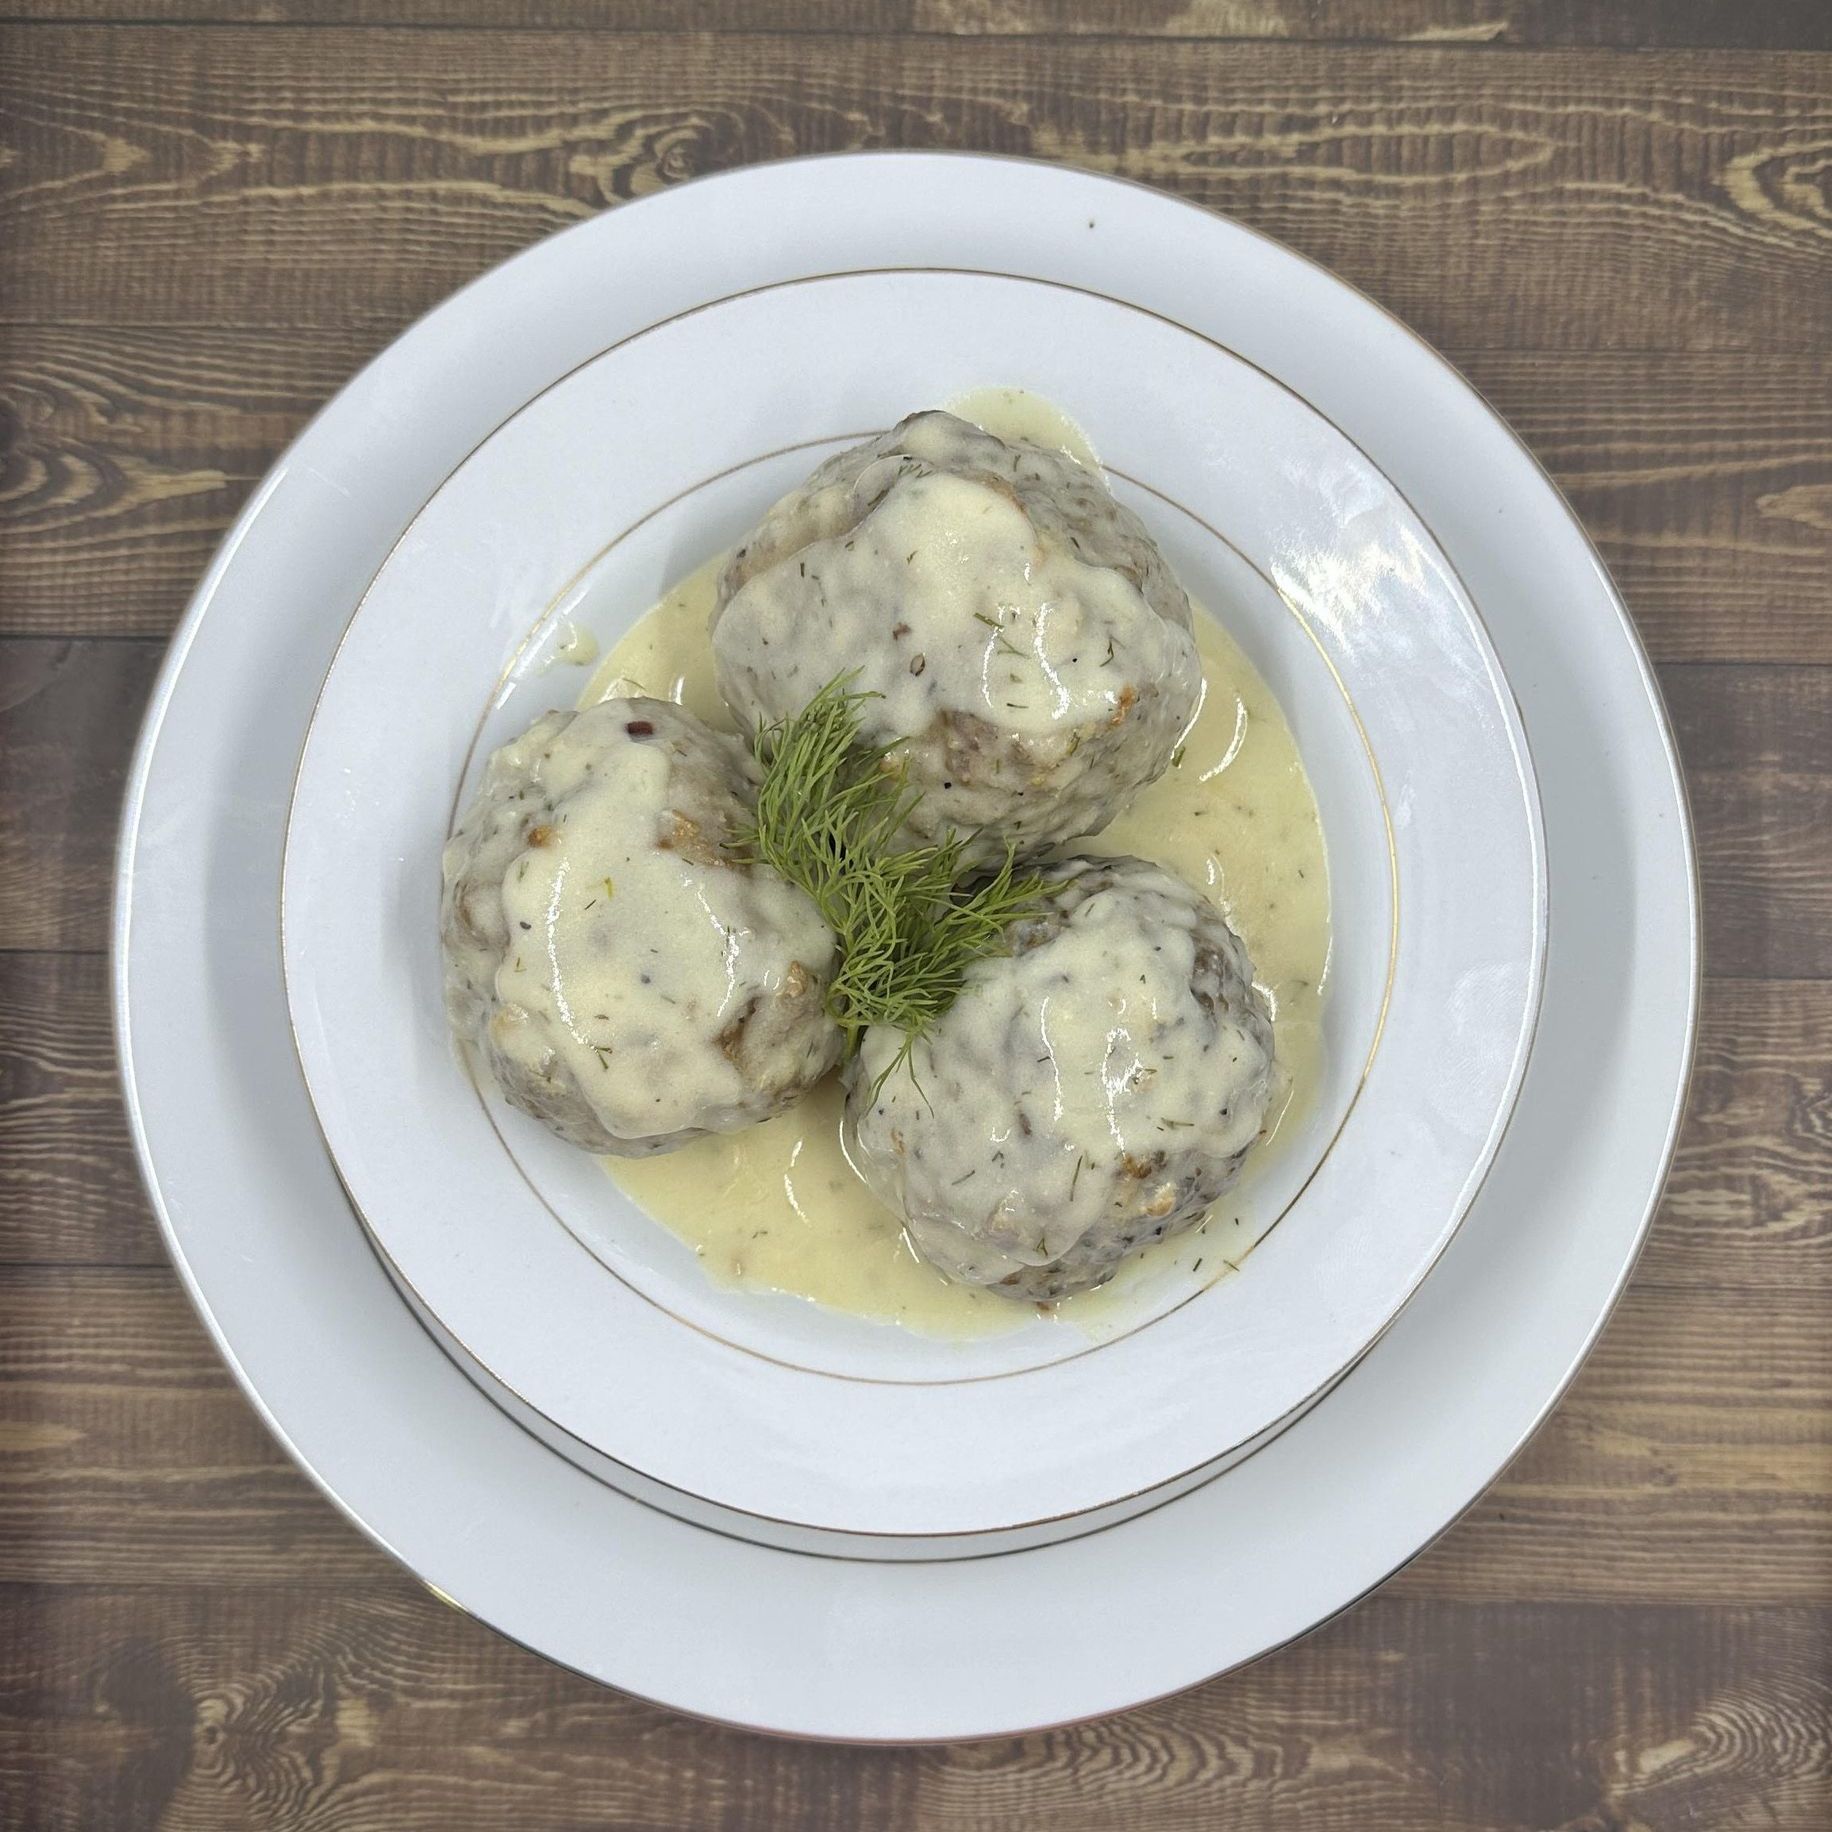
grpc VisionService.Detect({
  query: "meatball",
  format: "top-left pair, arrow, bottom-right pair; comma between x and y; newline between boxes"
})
843,856 -> 1275,1301
441,697 -> 842,1157
711,411 -> 1200,861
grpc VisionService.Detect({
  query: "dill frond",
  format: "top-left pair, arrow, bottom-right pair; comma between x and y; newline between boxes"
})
731,676 -> 1052,1067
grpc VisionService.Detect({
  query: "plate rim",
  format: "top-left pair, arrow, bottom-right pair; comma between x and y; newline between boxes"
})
277,266 -> 1546,1542
113,148 -> 1699,1740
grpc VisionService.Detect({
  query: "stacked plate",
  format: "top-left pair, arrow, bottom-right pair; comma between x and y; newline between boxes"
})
118,154 -> 1696,1735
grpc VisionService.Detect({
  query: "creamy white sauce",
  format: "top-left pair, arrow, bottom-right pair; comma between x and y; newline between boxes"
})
848,854 -> 1276,1300
596,596 -> 1325,1331
947,385 -> 1100,469
723,465 -> 1175,741
546,621 -> 599,669
443,699 -> 836,1153
581,556 -> 728,722
589,620 -> 1327,1330
709,409 -> 1199,860
586,394 -> 1330,1332
1088,638 -> 1327,1144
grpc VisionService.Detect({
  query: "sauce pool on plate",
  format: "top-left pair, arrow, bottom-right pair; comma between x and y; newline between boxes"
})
578,395 -> 1330,1336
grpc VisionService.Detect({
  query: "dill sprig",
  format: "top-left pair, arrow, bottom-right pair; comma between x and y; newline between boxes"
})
732,676 -> 1052,1071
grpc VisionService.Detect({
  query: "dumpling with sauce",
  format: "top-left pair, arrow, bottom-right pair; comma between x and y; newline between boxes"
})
843,855 -> 1276,1301
711,411 -> 1201,861
441,697 -> 842,1157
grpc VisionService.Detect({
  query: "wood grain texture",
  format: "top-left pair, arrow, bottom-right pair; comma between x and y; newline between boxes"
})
918,0 -> 1832,43
1658,979 -> 1832,1290
1,1256 -> 1824,1602
5,949 -> 1827,1283
1664,667 -> 1832,980
1453,351 -> 1832,668
0,641 -> 159,952
0,1587 -> 1826,1832
1,9 -> 1828,1819
6,0 -> 913,22
4,31 -> 1831,355
5,643 -> 1826,970
0,954 -> 141,1268
4,330 -> 1827,655
8,1 -> 1831,50
0,327 -> 359,642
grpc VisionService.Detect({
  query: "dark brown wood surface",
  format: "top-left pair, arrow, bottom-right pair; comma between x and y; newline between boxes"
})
0,4 -> 1827,1826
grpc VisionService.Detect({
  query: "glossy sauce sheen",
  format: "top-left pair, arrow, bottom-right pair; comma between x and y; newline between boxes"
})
584,399 -> 1330,1334
848,853 -> 1276,1302
442,699 -> 836,1153
708,404 -> 1200,863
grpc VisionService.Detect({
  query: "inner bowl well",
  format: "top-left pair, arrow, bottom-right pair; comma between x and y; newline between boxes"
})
282,267 -> 1543,1550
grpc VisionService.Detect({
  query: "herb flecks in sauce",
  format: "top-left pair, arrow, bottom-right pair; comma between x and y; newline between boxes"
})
586,394 -> 1328,1336
590,575 -> 1328,1338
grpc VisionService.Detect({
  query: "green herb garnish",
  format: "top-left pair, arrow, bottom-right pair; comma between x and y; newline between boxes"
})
733,676 -> 1052,1082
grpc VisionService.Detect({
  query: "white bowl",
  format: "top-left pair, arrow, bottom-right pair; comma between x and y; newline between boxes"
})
122,152 -> 1695,1734
283,269 -> 1544,1553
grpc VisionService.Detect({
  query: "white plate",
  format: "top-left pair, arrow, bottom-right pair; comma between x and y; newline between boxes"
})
282,271 -> 1544,1550
117,153 -> 1696,1738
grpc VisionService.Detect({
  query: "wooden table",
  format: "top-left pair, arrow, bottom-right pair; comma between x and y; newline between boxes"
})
2,4 -> 1828,1826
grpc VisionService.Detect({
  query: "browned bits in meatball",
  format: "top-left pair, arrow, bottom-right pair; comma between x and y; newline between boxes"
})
843,855 -> 1275,1300
711,411 -> 1200,862
441,698 -> 842,1157
654,809 -> 723,866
